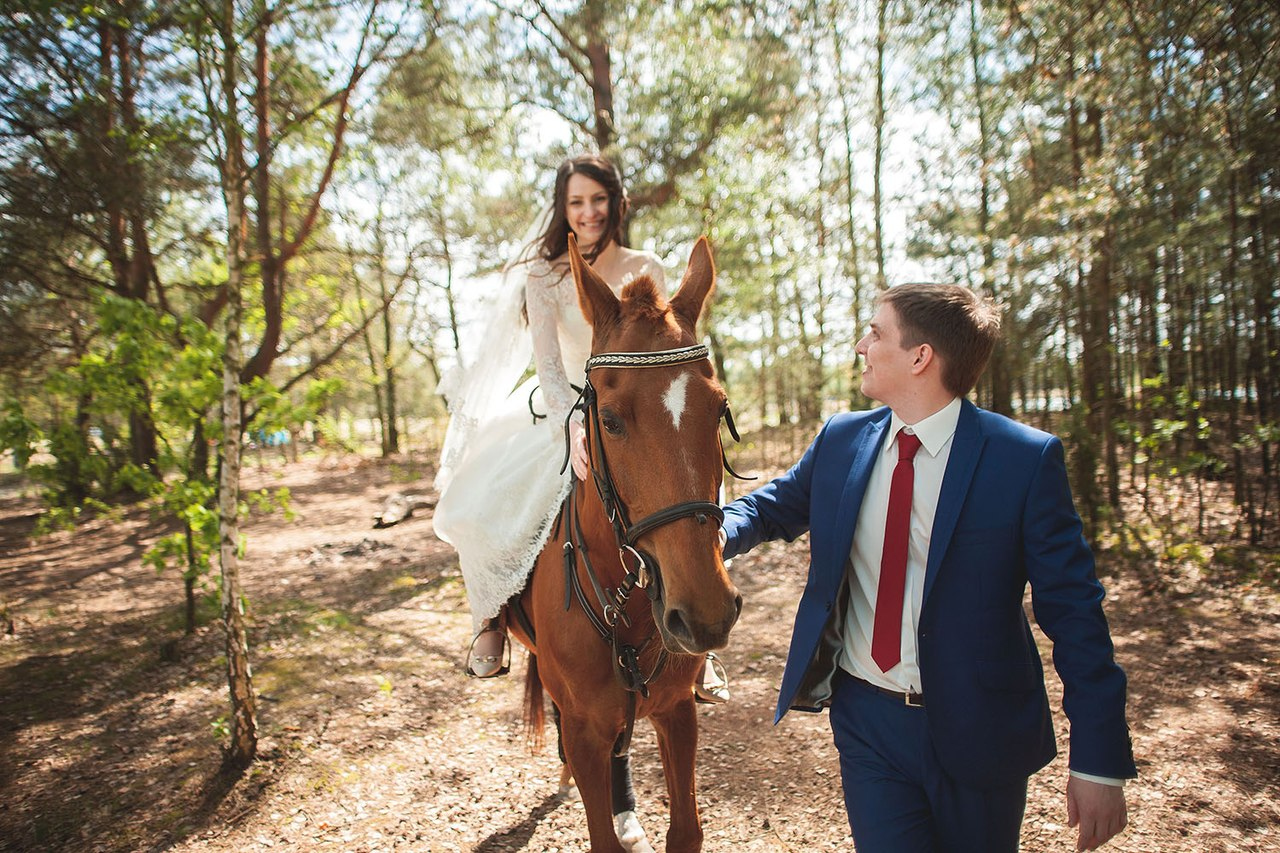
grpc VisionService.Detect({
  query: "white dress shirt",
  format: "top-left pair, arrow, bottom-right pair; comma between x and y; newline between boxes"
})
839,397 -> 961,694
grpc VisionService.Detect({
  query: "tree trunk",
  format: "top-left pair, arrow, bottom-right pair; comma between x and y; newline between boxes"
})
97,19 -> 129,297
872,0 -> 889,291
801,10 -> 828,425
439,209 -> 462,357
1081,101 -> 1121,512
583,3 -> 614,152
95,13 -> 163,477
184,522 -> 198,635
192,417 -> 211,482
243,13 -> 283,385
128,407 -> 160,479
968,0 -> 1011,415
217,0 -> 257,770
237,4 -> 370,386
833,16 -> 869,408
378,225 -> 399,455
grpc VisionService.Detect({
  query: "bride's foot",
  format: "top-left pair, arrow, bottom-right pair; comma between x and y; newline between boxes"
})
693,651 -> 730,704
465,618 -> 509,678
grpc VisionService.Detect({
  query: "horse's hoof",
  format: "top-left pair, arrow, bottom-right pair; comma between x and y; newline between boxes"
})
615,811 -> 653,853
557,765 -> 579,800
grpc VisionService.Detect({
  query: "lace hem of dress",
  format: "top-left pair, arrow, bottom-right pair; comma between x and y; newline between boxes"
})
460,473 -> 575,634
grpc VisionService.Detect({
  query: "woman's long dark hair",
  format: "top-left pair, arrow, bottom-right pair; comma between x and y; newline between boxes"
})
535,154 -> 628,264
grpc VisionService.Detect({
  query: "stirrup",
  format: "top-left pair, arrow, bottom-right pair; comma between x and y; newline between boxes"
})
694,651 -> 730,704
465,621 -> 510,679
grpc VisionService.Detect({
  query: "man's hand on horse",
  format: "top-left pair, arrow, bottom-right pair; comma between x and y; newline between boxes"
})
570,419 -> 589,481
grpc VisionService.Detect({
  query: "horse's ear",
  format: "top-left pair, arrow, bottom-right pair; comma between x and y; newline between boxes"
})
569,234 -> 620,330
670,237 -> 716,330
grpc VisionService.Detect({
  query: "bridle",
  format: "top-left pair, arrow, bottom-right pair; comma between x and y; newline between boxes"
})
554,342 -> 751,758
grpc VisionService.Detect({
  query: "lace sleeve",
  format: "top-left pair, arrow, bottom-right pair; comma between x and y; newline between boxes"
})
525,260 -> 578,421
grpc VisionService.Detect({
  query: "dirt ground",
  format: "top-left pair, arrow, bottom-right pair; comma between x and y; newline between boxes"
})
0,452 -> 1277,852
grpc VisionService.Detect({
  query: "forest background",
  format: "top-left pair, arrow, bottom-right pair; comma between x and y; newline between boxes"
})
0,0 -> 1277,849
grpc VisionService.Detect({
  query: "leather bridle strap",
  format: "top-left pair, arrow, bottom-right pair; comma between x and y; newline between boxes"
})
584,343 -> 710,371
623,501 -> 723,547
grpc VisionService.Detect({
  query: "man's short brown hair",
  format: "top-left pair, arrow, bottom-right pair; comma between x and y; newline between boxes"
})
879,284 -> 1001,397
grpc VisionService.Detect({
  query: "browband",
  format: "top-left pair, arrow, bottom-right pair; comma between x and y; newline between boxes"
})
586,344 -> 710,372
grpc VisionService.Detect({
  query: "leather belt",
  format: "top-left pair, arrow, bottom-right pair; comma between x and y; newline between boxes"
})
844,671 -> 924,708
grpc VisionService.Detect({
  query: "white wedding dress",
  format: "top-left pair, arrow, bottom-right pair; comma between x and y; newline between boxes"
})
433,254 -> 665,632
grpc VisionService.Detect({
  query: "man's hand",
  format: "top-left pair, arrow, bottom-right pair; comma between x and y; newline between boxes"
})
570,419 -> 589,481
1066,775 -> 1128,851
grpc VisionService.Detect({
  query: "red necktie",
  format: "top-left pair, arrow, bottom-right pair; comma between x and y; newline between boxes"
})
871,430 -> 923,672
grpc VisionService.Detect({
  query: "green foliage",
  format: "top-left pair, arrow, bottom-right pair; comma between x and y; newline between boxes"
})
144,481 -> 294,594
34,421 -> 112,508
1162,540 -> 1210,570
210,714 -> 231,743
1122,383 -> 1213,476
7,292 -> 214,506
143,478 -> 218,581
1238,422 -> 1280,452
312,415 -> 358,453
244,487 -> 296,523
0,402 -> 41,470
246,377 -> 342,438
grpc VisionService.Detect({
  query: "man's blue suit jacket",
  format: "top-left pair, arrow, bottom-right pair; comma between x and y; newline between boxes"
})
722,401 -> 1136,789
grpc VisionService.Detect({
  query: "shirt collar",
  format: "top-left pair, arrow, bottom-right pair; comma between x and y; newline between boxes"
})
887,397 -> 962,458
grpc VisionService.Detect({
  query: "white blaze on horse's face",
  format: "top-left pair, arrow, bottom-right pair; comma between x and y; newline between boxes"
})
662,372 -> 690,431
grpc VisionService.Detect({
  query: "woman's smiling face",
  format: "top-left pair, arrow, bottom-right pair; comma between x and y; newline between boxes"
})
565,173 -> 610,251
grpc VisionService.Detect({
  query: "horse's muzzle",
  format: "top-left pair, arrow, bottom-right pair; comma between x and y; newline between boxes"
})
655,588 -> 743,654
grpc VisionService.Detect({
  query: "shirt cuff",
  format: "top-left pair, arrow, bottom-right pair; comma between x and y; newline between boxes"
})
1070,770 -> 1126,787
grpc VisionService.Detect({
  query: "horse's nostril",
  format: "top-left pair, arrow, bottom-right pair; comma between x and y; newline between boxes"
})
734,594 -> 744,619
664,608 -> 692,643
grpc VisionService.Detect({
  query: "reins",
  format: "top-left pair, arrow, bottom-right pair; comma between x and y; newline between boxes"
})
554,343 -> 751,759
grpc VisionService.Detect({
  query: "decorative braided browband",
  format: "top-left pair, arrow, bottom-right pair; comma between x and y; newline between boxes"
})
585,344 -> 710,372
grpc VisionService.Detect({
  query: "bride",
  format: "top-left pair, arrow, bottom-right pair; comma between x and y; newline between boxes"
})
433,154 -> 729,702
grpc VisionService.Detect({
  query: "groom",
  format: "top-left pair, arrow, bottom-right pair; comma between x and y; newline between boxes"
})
722,284 -> 1135,851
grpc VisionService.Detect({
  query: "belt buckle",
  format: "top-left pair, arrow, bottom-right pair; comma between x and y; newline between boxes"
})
904,691 -> 923,708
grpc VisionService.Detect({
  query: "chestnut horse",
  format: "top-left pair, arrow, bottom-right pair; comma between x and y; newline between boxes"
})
506,235 -> 743,852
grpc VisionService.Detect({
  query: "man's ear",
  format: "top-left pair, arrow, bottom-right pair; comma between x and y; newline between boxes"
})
910,343 -> 936,376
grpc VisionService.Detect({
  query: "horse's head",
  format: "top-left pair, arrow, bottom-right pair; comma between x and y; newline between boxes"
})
567,235 -> 742,654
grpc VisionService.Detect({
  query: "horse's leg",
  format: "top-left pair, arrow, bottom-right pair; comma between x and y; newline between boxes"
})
551,702 -> 579,800
560,714 -> 633,853
610,746 -> 653,853
651,696 -> 703,852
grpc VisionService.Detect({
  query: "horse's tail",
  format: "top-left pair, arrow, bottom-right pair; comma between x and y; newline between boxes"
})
523,651 -> 546,754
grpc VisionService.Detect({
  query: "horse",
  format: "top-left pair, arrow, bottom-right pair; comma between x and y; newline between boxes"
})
505,234 -> 744,852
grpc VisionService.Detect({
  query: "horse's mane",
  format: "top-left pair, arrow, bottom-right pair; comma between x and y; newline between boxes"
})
619,275 -> 671,325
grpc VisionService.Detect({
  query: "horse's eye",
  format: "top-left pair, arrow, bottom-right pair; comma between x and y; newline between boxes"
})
601,411 -> 624,435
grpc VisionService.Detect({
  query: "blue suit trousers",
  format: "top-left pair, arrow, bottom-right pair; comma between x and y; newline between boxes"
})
830,670 -> 1028,852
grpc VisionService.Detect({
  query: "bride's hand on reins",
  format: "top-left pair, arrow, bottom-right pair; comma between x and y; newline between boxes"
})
570,419 -> 589,481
